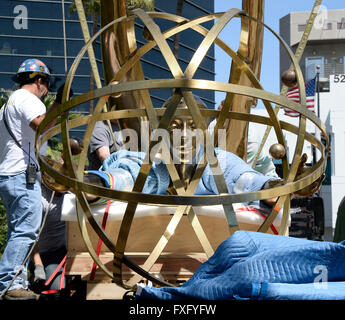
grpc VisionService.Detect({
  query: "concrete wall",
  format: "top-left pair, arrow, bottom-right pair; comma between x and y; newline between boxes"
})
327,75 -> 345,239
279,9 -> 345,85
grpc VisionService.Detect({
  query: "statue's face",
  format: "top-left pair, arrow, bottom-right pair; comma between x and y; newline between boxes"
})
168,116 -> 197,164
168,114 -> 200,165
162,97 -> 208,189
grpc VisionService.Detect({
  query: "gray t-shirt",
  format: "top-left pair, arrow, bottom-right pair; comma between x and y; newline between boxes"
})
87,121 -> 123,170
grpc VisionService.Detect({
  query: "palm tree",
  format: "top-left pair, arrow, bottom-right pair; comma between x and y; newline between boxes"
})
69,0 -> 155,114
69,0 -> 101,114
126,0 -> 155,11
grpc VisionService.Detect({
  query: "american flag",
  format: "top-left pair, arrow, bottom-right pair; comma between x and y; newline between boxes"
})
284,77 -> 316,117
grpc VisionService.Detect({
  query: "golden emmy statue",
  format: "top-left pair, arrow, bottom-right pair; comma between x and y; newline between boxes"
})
36,0 -> 328,292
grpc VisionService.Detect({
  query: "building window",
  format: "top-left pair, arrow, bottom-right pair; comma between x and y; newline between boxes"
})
305,56 -> 324,81
337,20 -> 345,29
0,42 -> 11,54
323,22 -> 332,30
298,24 -> 306,32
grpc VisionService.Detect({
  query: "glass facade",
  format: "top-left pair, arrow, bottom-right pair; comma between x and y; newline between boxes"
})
151,0 -> 215,108
0,0 -> 101,111
0,0 -> 215,117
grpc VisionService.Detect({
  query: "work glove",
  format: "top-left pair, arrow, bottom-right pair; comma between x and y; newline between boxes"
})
34,264 -> 46,283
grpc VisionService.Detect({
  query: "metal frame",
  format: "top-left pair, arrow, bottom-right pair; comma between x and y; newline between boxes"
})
36,7 -> 329,289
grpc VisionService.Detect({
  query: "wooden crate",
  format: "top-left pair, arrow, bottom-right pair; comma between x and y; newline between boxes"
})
65,214 -> 279,286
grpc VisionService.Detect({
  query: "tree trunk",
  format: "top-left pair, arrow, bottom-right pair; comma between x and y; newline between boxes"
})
100,0 -> 149,150
224,0 -> 265,160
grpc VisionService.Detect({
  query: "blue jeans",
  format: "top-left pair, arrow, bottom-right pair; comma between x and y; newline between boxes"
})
0,172 -> 42,293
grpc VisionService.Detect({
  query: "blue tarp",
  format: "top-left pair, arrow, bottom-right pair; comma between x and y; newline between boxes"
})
137,231 -> 345,300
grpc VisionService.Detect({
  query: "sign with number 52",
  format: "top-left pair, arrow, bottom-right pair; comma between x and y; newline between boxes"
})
333,75 -> 345,83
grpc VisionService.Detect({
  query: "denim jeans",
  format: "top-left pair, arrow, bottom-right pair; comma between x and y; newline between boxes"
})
0,172 -> 42,293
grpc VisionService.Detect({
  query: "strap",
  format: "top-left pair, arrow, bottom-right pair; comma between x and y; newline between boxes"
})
90,173 -> 114,280
40,289 -> 60,295
40,261 -> 66,295
60,258 -> 66,289
2,103 -> 23,149
237,207 -> 278,235
2,103 -> 38,168
41,254 -> 67,293
90,199 -> 111,280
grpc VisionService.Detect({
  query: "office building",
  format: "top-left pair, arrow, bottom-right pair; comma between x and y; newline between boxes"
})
280,9 -> 345,91
0,0 -> 215,114
279,9 -> 345,239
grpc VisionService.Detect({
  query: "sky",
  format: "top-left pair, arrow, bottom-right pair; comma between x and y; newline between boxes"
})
213,0 -> 344,107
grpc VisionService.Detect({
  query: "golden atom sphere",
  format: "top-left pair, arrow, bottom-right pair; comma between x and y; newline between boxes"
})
269,143 -> 286,160
36,9 -> 329,288
281,69 -> 297,88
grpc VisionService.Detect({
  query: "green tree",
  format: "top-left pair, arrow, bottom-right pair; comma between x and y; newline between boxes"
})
126,0 -> 155,10
0,89 -> 12,109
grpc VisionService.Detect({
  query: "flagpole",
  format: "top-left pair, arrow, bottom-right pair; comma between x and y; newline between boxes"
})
316,65 -> 321,117
315,65 -> 321,164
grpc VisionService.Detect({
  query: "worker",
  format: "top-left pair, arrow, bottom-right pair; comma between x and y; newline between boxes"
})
0,58 -> 60,300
